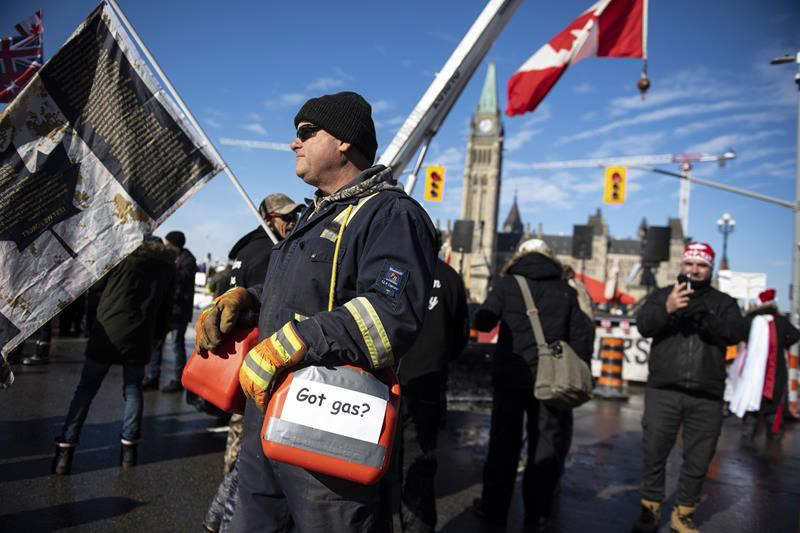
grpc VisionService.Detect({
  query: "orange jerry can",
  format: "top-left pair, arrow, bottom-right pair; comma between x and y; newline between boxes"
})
261,364 -> 401,485
181,327 -> 259,414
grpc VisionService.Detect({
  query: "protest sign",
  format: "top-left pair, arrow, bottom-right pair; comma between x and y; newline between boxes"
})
0,4 -> 222,355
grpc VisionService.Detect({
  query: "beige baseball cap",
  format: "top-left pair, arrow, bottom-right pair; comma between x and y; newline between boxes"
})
258,193 -> 303,218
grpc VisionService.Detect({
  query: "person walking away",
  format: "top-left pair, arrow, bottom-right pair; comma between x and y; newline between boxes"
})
203,192 -> 303,533
739,288 -> 800,442
395,230 -> 469,532
471,238 -> 594,530
52,236 -> 175,474
144,230 -> 197,392
632,242 -> 746,533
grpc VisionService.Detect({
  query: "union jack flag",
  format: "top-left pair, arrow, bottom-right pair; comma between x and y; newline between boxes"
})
0,11 -> 44,104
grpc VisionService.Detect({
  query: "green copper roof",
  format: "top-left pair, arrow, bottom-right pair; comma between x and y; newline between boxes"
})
478,62 -> 497,114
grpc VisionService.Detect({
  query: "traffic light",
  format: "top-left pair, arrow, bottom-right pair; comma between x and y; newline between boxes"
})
603,166 -> 627,204
424,165 -> 446,202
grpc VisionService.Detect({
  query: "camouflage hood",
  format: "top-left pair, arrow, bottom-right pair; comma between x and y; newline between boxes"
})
313,164 -> 404,213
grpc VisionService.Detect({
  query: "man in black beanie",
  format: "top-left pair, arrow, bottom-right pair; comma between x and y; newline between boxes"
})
194,91 -> 437,532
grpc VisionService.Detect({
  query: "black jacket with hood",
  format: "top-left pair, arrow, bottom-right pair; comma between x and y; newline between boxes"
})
170,247 -> 197,326
228,227 -> 274,290
636,281 -> 746,399
475,252 -> 595,390
86,239 -> 176,365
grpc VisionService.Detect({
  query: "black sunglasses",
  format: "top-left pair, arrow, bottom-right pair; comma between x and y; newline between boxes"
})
296,124 -> 321,142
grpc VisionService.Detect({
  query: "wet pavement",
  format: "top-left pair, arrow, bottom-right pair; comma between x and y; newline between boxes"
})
2,336 -> 799,532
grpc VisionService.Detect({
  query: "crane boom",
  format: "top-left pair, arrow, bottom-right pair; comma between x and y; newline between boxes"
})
518,150 -> 736,170
377,0 -> 523,193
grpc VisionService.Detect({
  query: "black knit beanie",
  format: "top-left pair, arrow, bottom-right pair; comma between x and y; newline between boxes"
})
294,91 -> 378,164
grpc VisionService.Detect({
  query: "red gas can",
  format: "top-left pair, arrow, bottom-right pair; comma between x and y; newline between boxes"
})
181,327 -> 259,414
261,364 -> 400,485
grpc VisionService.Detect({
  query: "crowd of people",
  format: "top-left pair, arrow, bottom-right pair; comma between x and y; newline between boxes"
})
6,90 -> 798,533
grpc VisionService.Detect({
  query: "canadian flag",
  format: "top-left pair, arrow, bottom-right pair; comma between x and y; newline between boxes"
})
506,0 -> 647,117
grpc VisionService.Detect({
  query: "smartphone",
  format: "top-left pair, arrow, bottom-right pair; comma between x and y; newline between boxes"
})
677,273 -> 691,291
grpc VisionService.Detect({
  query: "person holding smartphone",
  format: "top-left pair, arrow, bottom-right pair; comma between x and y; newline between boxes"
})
632,242 -> 745,533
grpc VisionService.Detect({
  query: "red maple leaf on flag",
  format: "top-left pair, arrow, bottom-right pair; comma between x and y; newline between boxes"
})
548,11 -> 594,53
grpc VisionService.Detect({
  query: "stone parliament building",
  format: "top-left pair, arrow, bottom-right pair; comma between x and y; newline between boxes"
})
446,64 -> 684,304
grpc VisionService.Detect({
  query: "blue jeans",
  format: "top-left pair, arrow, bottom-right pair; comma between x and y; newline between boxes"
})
145,324 -> 188,382
59,358 -> 145,443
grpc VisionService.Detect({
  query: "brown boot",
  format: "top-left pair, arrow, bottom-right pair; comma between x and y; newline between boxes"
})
632,499 -> 661,533
670,505 -> 699,533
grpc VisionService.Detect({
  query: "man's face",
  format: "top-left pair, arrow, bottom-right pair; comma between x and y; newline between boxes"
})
681,259 -> 712,282
269,212 -> 298,239
290,121 -> 343,188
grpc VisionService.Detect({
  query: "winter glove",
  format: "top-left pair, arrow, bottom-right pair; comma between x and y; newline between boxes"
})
239,321 -> 307,409
194,287 -> 257,353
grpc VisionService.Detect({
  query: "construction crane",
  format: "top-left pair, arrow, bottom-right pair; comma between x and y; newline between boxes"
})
521,150 -> 737,236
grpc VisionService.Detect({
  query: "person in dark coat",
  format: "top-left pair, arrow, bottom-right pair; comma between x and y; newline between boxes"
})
51,236 -> 176,475
203,192 -> 302,533
396,231 -> 469,533
632,242 -> 746,533
741,288 -> 800,442
471,239 -> 594,529
145,230 -> 198,392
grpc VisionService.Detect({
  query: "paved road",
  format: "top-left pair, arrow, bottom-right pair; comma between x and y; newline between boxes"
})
1,336 -> 799,532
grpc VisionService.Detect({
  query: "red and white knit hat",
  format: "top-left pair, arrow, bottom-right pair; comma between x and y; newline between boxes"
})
682,242 -> 715,266
758,288 -> 776,306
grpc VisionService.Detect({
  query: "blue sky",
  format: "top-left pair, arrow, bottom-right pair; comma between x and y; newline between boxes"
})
4,0 -> 799,307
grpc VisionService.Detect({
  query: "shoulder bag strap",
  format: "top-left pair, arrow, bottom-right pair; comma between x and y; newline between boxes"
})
513,275 -> 551,357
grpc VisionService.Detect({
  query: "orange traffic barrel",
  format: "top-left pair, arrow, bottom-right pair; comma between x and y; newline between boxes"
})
789,351 -> 799,419
593,337 -> 628,400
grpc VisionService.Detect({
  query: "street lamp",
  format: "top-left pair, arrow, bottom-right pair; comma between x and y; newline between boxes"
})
716,212 -> 735,270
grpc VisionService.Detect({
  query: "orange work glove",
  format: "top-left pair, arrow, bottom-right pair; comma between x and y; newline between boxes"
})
194,287 -> 256,353
239,321 -> 307,409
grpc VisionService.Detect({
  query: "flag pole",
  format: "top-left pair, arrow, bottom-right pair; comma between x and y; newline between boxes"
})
104,0 -> 278,244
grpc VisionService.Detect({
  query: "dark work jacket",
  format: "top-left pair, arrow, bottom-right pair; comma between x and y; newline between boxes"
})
745,305 -> 800,407
249,165 -> 437,371
397,259 -> 470,385
636,283 -> 746,398
475,252 -> 595,390
170,248 -> 197,326
228,227 -> 274,290
86,241 -> 176,365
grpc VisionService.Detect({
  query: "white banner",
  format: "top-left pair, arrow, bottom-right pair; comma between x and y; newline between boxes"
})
0,4 -> 222,356
591,325 -> 651,382
717,270 -> 767,301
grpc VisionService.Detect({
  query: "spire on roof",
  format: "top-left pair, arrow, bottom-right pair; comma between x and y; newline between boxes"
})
503,191 -> 523,234
478,61 -> 497,114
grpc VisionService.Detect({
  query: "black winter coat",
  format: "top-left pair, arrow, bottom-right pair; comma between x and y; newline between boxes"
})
171,248 -> 197,325
744,305 -> 800,406
397,259 -> 470,385
228,227 -> 274,290
475,253 -> 595,390
636,282 -> 746,398
86,240 -> 176,365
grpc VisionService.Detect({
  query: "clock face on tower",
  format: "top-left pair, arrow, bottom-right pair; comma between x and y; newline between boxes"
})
478,118 -> 493,134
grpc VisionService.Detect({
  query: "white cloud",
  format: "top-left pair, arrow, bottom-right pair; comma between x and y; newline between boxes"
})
673,111 -> 782,137
306,77 -> 345,91
504,176 -> 573,209
385,115 -> 406,126
264,92 -> 307,109
247,112 -> 262,121
205,118 -> 222,128
219,138 -> 292,151
429,147 -> 463,168
522,103 -> 551,126
243,123 -> 267,136
686,130 -> 784,154
573,82 -> 594,94
559,101 -> 743,144
371,99 -> 393,114
505,128 -> 541,152
588,131 -> 666,158
582,110 -> 597,121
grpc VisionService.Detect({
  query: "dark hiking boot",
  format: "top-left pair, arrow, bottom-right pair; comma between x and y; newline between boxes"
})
52,444 -> 75,475
632,499 -> 661,533
670,505 -> 698,533
161,380 -> 182,393
141,377 -> 159,391
120,441 -> 137,469
22,354 -> 49,366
